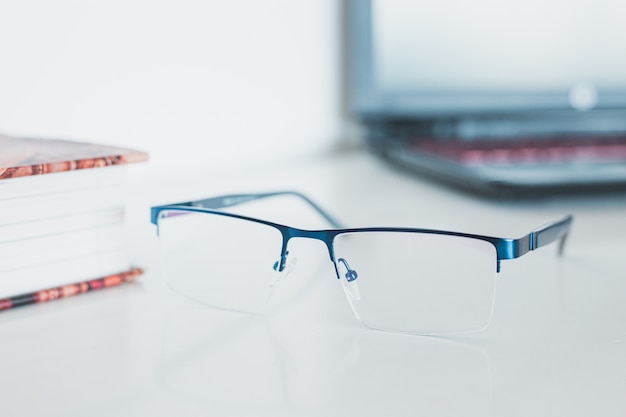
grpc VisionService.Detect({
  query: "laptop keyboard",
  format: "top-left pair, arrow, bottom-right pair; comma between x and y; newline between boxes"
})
413,135 -> 626,166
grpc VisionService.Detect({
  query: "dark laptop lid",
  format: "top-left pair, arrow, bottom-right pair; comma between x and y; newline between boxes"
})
348,0 -> 626,138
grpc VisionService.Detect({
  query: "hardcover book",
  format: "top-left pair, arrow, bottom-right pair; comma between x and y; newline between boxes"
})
0,134 -> 148,309
0,135 -> 147,180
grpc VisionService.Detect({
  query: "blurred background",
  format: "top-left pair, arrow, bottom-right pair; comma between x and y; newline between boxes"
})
2,0 -> 626,196
0,0 -> 346,178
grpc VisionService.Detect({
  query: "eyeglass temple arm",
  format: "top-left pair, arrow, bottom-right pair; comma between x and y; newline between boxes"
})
499,214 -> 573,260
531,214 -> 573,255
178,191 -> 343,228
494,215 -> 572,272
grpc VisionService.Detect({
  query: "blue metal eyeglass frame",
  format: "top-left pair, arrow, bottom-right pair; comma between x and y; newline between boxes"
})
150,191 -> 572,275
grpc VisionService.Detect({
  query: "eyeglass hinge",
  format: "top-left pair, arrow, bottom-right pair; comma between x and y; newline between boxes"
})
529,232 -> 538,251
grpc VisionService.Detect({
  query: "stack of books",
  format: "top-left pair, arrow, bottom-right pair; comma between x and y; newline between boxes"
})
0,134 -> 148,311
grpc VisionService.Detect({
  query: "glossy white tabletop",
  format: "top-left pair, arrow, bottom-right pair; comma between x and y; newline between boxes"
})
2,148 -> 626,417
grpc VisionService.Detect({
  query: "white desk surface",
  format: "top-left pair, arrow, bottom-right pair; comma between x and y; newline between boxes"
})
2,148 -> 626,417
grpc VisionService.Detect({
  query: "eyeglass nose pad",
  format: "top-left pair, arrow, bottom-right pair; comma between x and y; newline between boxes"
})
337,257 -> 361,301
270,251 -> 297,288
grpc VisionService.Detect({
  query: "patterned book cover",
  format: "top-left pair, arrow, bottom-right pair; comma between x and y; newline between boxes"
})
0,268 -> 143,311
0,134 -> 148,180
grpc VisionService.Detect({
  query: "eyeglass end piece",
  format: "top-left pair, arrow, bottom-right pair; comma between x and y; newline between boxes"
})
557,232 -> 569,256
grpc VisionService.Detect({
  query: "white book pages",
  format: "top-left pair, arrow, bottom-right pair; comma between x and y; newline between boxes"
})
0,184 -> 125,226
0,165 -> 126,201
0,223 -> 126,272
0,250 -> 131,299
0,208 -> 124,244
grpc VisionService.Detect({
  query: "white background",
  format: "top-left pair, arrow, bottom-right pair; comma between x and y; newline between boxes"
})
374,0 -> 626,92
0,1 -> 345,178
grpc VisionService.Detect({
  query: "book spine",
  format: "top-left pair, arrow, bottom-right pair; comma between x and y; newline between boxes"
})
0,268 -> 143,311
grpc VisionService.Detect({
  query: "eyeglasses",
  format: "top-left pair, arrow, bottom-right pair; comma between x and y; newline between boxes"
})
150,191 -> 572,335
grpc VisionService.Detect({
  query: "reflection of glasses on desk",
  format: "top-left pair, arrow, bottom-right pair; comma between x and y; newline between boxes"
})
150,191 -> 572,335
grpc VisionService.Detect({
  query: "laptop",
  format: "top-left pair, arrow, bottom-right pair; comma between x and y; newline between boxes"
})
347,0 -> 626,198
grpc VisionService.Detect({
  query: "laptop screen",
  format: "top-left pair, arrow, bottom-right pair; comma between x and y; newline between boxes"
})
350,0 -> 626,117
